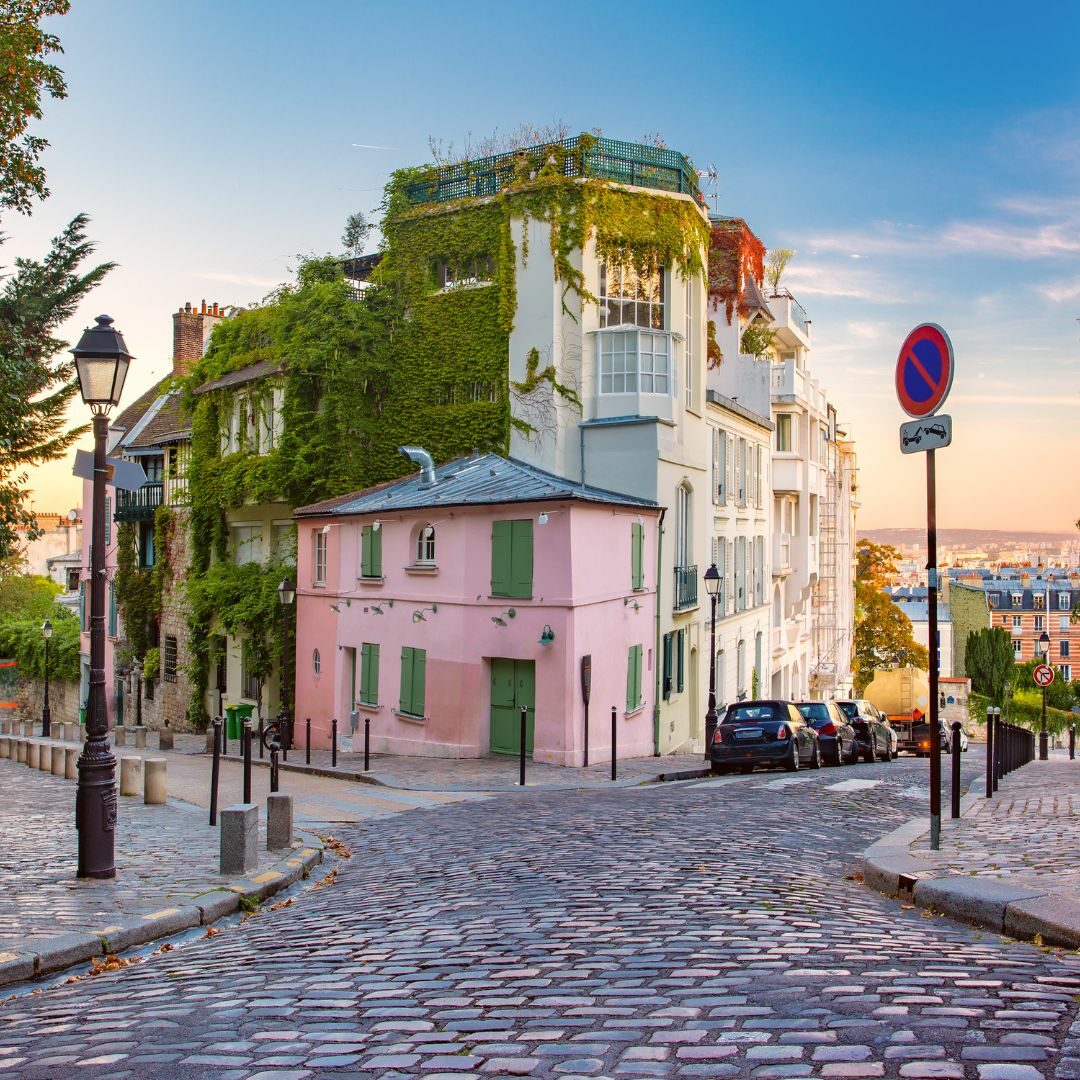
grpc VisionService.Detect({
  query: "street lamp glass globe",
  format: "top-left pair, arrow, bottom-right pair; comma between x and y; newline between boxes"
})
1039,631 -> 1051,656
71,315 -> 133,408
278,577 -> 296,606
704,563 -> 721,597
41,619 -> 52,640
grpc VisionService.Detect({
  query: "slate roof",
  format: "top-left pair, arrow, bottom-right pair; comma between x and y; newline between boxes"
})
741,274 -> 774,320
126,391 -> 190,448
112,379 -> 167,433
193,359 -> 282,396
893,599 -> 951,622
294,453 -> 660,519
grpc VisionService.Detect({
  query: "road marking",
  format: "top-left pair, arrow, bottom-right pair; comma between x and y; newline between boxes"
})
826,779 -> 882,792
767,775 -> 817,787
898,786 -> 928,799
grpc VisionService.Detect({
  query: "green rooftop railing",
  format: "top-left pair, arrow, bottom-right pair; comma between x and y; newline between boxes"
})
405,135 -> 701,207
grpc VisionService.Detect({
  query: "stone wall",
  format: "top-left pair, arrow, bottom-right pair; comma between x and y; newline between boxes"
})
949,582 -> 990,678
8,675 -> 82,726
158,506 -> 194,730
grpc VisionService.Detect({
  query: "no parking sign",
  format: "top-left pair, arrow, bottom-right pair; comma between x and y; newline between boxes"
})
896,323 -> 954,418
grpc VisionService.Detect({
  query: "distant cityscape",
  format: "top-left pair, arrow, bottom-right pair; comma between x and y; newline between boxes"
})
861,529 -> 1080,572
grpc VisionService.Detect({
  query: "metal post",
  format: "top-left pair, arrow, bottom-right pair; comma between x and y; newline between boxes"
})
519,705 -> 527,787
242,719 -> 252,804
209,717 -> 222,826
992,707 -> 1000,792
269,732 -> 280,794
41,633 -> 51,737
705,591 -> 718,758
222,713 -> 228,758
77,413 -> 117,879
258,715 -> 264,759
331,717 -> 338,768
1039,682 -> 1049,761
926,448 -> 941,850
305,717 -> 311,765
1070,724 -> 1075,761
611,705 -> 617,782
583,698 -> 589,768
950,720 -> 961,818
364,717 -> 370,772
985,707 -> 994,799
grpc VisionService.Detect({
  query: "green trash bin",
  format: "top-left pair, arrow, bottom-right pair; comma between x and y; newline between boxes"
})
235,702 -> 255,732
225,705 -> 240,741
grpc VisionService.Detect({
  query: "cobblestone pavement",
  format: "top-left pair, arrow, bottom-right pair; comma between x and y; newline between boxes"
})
911,754 -> 1080,888
2,751 -> 1078,1078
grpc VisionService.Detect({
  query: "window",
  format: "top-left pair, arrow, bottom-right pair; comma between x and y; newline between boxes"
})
736,639 -> 746,698
776,414 -> 793,452
735,536 -> 747,612
713,428 -> 727,505
1059,592 -> 1072,610
755,631 -> 763,689
631,521 -> 644,590
716,647 -> 726,706
271,523 -> 295,565
261,388 -> 284,453
232,524 -> 262,567
143,456 -> 164,482
491,519 -> 533,598
1034,594 -> 1045,610
1060,664 -> 1072,681
600,258 -> 664,329
1011,593 -> 1022,608
662,630 -> 685,699
989,593 -> 999,608
684,278 -> 694,409
313,529 -> 327,585
399,646 -> 426,717
736,438 -> 746,506
755,535 -> 765,605
360,524 -> 382,578
626,643 -> 643,711
108,580 -> 117,637
359,642 -> 380,706
241,642 -> 260,700
1060,640 -> 1070,658
1013,638 -> 1023,659
598,330 -> 671,395
1061,615 -> 1071,632
435,255 -> 494,290
313,648 -> 321,677
79,581 -> 86,631
1034,615 -> 1044,631
138,521 -> 155,568
163,636 -> 178,683
675,485 -> 691,568
1012,615 -> 1022,628
415,524 -> 436,565
756,444 -> 765,507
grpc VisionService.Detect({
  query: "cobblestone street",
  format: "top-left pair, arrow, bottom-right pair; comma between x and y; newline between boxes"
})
1,752 -> 1078,1079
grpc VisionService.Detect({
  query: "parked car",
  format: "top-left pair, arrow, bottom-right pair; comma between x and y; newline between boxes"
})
795,701 -> 859,766
711,700 -> 822,774
911,720 -> 969,755
836,699 -> 894,762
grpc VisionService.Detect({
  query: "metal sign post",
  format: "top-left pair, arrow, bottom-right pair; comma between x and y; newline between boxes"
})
581,655 -> 592,767
896,323 -> 955,852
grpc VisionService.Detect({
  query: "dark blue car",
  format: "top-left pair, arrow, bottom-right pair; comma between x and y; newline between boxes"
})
710,700 -> 821,774
795,701 -> 859,766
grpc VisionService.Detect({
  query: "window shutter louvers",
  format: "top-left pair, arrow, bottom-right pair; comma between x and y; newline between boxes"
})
631,522 -> 644,589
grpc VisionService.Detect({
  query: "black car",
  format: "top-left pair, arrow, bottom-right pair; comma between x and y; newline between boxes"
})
835,699 -> 894,762
711,700 -> 822,775
795,701 -> 859,766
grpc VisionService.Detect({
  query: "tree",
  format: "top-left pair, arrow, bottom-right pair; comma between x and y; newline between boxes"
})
0,0 -> 70,214
853,539 -> 929,693
765,247 -> 795,294
0,214 -> 113,558
341,211 -> 371,260
965,627 -> 1015,707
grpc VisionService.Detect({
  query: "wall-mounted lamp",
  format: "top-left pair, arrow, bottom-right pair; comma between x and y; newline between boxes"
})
623,598 -> 641,611
492,607 -> 517,628
370,599 -> 394,615
372,520 -> 382,532
321,524 -> 333,535
329,599 -> 352,613
538,512 -> 549,526
538,624 -> 556,646
412,603 -> 438,623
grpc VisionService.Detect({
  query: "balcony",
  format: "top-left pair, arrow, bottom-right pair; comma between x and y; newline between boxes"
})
673,564 -> 698,611
773,533 -> 792,577
593,328 -> 680,423
766,289 -> 811,348
404,135 -> 701,207
114,482 -> 163,523
772,455 -> 804,494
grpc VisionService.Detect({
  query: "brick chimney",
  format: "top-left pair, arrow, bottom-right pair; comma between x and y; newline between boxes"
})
172,300 -> 225,376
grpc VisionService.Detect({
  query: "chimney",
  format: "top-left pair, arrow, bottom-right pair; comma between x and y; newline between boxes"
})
172,299 -> 227,377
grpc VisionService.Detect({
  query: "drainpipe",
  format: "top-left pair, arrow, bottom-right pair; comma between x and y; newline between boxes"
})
652,506 -> 667,757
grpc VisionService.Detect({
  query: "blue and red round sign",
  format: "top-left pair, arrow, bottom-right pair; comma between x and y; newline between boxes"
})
895,323 -> 954,418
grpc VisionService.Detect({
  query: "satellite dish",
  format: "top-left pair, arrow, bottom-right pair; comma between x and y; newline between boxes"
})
66,509 -> 78,522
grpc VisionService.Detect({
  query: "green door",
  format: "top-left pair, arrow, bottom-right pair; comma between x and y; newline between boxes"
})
490,658 -> 535,756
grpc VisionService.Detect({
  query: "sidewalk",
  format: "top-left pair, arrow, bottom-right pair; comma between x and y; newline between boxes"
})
0,733 -> 324,989
863,748 -> 1080,947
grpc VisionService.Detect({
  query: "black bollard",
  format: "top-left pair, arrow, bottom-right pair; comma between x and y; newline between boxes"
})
242,719 -> 252,804
305,717 -> 311,766
611,705 -> 617,782
209,717 -> 222,826
258,715 -> 264,759
364,716 -> 370,772
519,705 -> 527,786
281,717 -> 288,763
270,734 -> 280,793
1070,725 -> 1075,761
950,721 -> 961,818
985,708 -> 994,799
332,717 -> 338,768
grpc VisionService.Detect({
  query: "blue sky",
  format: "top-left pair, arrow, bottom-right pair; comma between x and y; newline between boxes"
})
10,0 -> 1080,532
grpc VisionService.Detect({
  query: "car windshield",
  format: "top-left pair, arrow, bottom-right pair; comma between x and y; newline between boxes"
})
723,704 -> 778,725
797,703 -> 830,723
836,701 -> 858,720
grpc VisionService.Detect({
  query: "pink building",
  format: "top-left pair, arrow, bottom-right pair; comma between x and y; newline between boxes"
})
293,451 -> 661,767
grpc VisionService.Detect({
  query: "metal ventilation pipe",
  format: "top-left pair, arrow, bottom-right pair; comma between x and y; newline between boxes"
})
398,445 -> 436,487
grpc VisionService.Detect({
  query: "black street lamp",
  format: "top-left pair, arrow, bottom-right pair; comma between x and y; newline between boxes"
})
41,619 -> 53,736
703,563 -> 722,757
277,577 -> 295,750
71,315 -> 133,879
1038,629 -> 1050,761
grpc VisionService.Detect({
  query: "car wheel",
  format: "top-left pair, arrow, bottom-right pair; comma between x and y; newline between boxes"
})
740,763 -> 754,774
810,741 -> 822,769
844,739 -> 859,765
784,744 -> 800,772
882,740 -> 893,762
863,739 -> 877,764
710,763 -> 728,775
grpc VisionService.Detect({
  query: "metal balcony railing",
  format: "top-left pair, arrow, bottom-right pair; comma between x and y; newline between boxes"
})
114,482 -> 163,523
673,564 -> 698,611
405,135 -> 701,207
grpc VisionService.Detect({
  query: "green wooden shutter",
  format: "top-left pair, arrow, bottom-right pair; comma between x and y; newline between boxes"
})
361,526 -> 372,577
108,581 -> 117,637
491,520 -> 512,596
626,644 -> 642,711
510,519 -> 533,598
399,646 -> 413,713
412,648 -> 426,716
662,632 -> 673,699
372,526 -> 382,577
676,630 -> 685,694
360,642 -> 379,705
631,522 -> 644,590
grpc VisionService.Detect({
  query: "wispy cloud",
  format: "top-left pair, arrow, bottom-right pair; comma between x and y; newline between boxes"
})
1037,277 -> 1080,303
351,142 -> 399,151
783,262 -> 900,303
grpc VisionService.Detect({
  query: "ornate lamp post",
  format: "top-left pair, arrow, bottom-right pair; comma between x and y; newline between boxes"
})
703,563 -> 722,756
41,619 -> 53,736
1038,629 -> 1050,761
71,315 -> 132,879
277,576 -> 295,750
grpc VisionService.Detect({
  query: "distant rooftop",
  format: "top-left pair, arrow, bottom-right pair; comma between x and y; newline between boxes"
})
403,134 -> 701,208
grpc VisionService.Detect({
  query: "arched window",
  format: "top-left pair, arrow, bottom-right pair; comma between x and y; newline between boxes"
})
313,648 -> 321,677
416,523 -> 436,565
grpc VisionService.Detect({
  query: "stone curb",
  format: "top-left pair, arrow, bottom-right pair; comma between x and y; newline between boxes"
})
0,830 -> 324,989
861,773 -> 1080,948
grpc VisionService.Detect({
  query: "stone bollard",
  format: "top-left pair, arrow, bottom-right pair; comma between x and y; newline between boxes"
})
0,736 -> 8,759
158,728 -> 174,751
219,803 -> 258,875
16,721 -> 26,737
143,758 -> 167,804
134,728 -> 146,749
65,746 -> 78,780
119,756 -> 144,797
266,793 -> 294,850
114,726 -> 126,747
27,741 -> 40,770
51,745 -> 65,776
39,742 -> 52,772
0,719 -> 9,735
64,722 -> 75,742
16,739 -> 27,764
